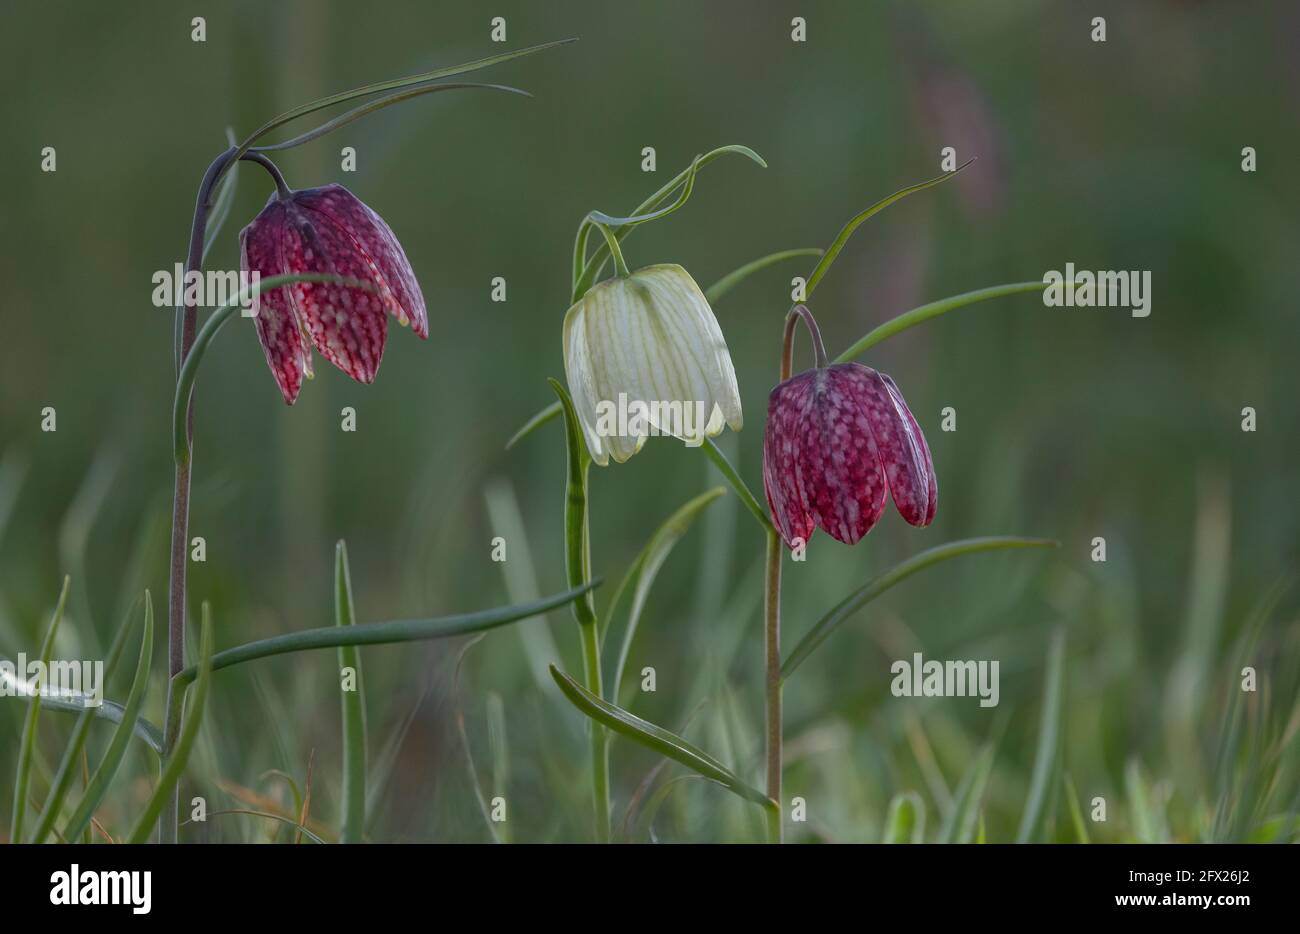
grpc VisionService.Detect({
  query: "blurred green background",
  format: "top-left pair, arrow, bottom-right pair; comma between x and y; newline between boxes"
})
2,0 -> 1296,842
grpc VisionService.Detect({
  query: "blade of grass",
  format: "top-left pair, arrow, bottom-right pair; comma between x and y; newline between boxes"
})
783,537 -> 1057,679
705,248 -> 824,305
505,401 -> 561,450
172,582 -> 599,688
701,438 -> 773,534
35,696 -> 161,754
606,488 -> 726,701
10,576 -> 70,842
938,744 -> 994,843
334,541 -> 367,844
550,665 -> 774,814
882,791 -> 925,843
1016,628 -> 1066,843
127,606 -> 213,844
30,595 -> 143,843
833,280 -> 1060,363
1064,773 -> 1090,843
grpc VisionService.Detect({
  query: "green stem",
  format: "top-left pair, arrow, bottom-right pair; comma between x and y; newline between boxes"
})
589,219 -> 630,279
581,614 -> 611,843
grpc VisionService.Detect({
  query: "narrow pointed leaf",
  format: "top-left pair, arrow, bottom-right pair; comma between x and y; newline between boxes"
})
1064,773 -> 1090,844
335,541 -> 367,844
606,488 -> 726,700
938,744 -> 994,844
1016,628 -> 1066,843
782,537 -> 1056,679
550,665 -> 774,813
61,594 -> 155,842
834,280 -> 1059,363
882,791 -> 925,843
10,576 -> 70,842
505,401 -> 561,450
704,248 -> 823,305
31,596 -> 142,843
701,438 -> 773,534
173,582 -> 599,688
127,608 -> 213,844
805,161 -> 971,299
31,696 -> 161,754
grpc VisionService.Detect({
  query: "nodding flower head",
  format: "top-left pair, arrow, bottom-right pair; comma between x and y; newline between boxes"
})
762,306 -> 936,548
239,183 -> 427,404
562,263 -> 743,466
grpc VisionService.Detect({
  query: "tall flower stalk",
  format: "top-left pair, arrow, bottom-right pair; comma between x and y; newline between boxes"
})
158,40 -> 574,843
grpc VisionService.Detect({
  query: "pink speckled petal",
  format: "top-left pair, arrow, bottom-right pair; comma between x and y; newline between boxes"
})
276,195 -> 389,385
805,366 -> 889,544
240,202 -> 309,404
763,371 -> 817,548
863,369 -> 937,527
294,184 -> 428,339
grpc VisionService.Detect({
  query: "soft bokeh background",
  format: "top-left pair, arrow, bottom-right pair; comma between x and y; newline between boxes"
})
2,0 -> 1296,842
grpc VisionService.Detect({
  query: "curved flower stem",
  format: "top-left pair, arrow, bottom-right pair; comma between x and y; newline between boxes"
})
588,218 -> 630,279
782,304 -> 829,375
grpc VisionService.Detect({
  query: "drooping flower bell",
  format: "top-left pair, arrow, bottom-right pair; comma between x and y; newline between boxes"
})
239,183 -> 427,404
762,305 -> 936,548
563,263 -> 743,465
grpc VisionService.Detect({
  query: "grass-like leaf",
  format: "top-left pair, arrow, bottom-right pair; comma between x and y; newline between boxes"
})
704,248 -> 823,305
505,400 -> 561,450
1016,628 -> 1066,842
882,791 -> 925,843
549,665 -> 774,814
701,437 -> 773,534
938,744 -> 994,844
60,593 -> 155,842
1064,773 -> 1090,843
228,39 -> 577,167
782,537 -> 1057,679
605,488 -> 726,702
573,145 -> 766,301
834,280 -> 1059,363
127,606 -> 213,843
172,582 -> 600,688
10,576 -> 70,842
805,161 -> 971,299
30,595 -> 143,843
335,541 -> 367,844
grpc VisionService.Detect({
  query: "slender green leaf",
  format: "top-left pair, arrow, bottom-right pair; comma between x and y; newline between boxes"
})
30,696 -> 161,754
60,594 -> 155,842
550,665 -> 774,813
805,161 -> 971,299
10,576 -> 70,842
1064,773 -> 1090,843
201,134 -> 240,261
127,607 -> 213,843
834,280 -> 1058,363
701,438 -> 773,534
173,582 -> 599,688
938,744 -> 994,844
30,595 -> 142,843
704,248 -> 823,305
228,39 -> 577,168
505,401 -> 561,450
606,488 -> 726,701
335,541 -> 367,844
251,83 -> 530,153
783,537 -> 1057,679
882,791 -> 925,843
586,155 -> 700,230
573,145 -> 766,301
1016,628 -> 1066,842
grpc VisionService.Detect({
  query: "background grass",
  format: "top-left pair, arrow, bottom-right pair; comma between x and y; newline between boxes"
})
1,0 -> 1296,842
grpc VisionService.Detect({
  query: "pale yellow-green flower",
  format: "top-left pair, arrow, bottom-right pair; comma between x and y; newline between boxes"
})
563,264 -> 743,466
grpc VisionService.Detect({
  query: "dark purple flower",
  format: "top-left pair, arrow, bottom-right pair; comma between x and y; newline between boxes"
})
239,183 -> 427,404
762,358 -> 936,549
